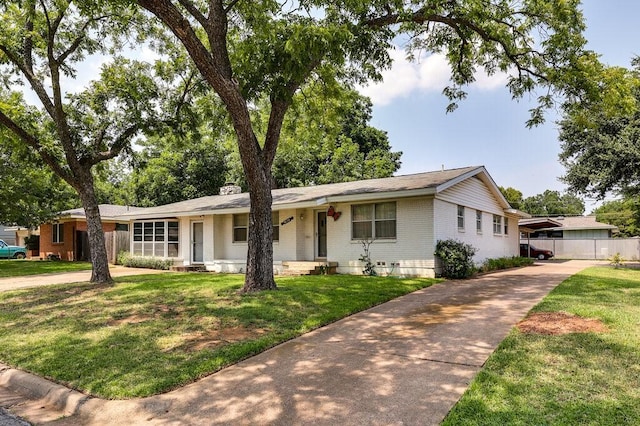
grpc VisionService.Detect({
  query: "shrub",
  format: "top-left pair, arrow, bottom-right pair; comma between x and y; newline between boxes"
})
117,251 -> 173,270
23,235 -> 40,251
434,239 -> 477,279
609,252 -> 624,268
480,256 -> 533,273
359,238 -> 377,276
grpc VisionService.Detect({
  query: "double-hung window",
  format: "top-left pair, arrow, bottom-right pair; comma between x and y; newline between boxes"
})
493,215 -> 502,234
457,205 -> 465,230
52,223 -> 64,243
476,210 -> 482,233
233,212 -> 280,242
351,202 -> 396,240
504,218 -> 509,235
133,221 -> 179,257
233,214 -> 248,242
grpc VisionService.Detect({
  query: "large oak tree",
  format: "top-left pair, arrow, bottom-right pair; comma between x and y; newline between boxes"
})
0,2 -> 158,283
130,0 -> 589,292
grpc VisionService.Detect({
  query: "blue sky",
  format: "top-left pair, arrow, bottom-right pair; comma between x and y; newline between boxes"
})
359,0 -> 639,213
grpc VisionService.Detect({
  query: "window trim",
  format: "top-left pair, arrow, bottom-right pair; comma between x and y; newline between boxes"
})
351,202 -> 397,240
476,210 -> 482,234
52,223 -> 64,244
504,217 -> 509,235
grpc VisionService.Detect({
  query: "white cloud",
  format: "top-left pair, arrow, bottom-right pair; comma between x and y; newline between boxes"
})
358,46 -> 511,106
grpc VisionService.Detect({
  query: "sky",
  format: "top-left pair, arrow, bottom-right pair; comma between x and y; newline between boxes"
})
358,0 -> 639,213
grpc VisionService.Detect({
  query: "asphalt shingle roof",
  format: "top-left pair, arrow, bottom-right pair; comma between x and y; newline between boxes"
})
118,166 -> 487,219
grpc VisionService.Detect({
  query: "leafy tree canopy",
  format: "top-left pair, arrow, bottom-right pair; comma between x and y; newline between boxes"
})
226,85 -> 401,189
593,198 -> 640,238
499,186 -> 524,210
521,190 -> 585,216
0,124 -> 77,227
559,59 -> 640,198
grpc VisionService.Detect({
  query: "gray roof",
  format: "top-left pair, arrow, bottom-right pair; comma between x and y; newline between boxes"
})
519,216 -> 618,232
59,204 -> 144,221
118,166 -> 512,220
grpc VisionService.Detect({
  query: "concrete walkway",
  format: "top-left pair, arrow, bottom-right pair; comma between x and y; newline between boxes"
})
0,260 -> 598,425
0,265 -> 169,292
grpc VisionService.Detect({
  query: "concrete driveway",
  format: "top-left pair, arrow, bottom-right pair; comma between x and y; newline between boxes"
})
0,265 -> 169,292
0,260 -> 598,425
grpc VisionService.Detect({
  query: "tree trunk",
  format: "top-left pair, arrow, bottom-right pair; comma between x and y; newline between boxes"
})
241,172 -> 277,293
76,177 -> 113,284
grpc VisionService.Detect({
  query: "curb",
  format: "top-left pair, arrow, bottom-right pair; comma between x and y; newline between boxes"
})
0,364 -> 89,416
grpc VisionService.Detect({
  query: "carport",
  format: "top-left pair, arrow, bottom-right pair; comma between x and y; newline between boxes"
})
519,218 -> 563,257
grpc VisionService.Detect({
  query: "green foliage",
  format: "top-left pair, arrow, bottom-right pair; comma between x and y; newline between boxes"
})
480,257 -> 534,273
22,235 -> 39,251
559,60 -> 640,198
226,86 -> 401,190
609,253 -> 624,268
593,198 -> 640,237
435,239 -> 478,279
444,266 -> 640,425
499,186 -> 524,210
521,190 -> 585,216
0,273 -> 437,398
116,252 -> 173,270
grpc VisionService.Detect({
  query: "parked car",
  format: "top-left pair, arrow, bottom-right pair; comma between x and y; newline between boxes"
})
0,239 -> 27,259
520,243 -> 554,260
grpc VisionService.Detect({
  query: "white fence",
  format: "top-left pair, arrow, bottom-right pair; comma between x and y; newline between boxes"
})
521,238 -> 640,260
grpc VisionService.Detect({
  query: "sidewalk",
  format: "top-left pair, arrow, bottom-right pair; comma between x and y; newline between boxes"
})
0,260 -> 597,425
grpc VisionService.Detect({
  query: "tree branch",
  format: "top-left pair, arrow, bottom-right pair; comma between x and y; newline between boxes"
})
176,0 -> 208,27
364,9 -> 548,82
85,124 -> 140,166
0,109 -> 71,181
223,0 -> 242,14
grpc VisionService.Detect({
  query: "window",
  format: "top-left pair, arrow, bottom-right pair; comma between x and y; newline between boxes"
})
493,215 -> 502,234
233,214 -> 248,242
457,205 -> 465,230
351,202 -> 396,240
504,218 -> 509,235
133,221 -> 179,257
52,223 -> 64,243
272,212 -> 279,242
476,210 -> 482,233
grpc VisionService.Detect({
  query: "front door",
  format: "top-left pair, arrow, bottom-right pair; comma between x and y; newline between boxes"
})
192,222 -> 204,263
317,211 -> 327,258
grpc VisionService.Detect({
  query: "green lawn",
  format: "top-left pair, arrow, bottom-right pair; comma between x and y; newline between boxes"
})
0,260 -> 93,277
0,273 -> 437,398
443,266 -> 640,425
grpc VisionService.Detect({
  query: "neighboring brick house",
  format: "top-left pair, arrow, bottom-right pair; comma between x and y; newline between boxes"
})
40,205 -> 140,261
117,166 -> 526,277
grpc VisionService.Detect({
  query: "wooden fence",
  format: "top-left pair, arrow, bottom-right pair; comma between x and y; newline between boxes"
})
105,230 -> 130,263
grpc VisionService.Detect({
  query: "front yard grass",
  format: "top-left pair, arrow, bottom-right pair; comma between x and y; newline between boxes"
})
0,260 -> 92,277
0,273 -> 437,399
443,266 -> 640,425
